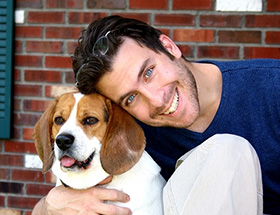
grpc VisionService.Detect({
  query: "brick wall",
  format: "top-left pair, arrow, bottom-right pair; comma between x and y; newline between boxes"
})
0,0 -> 279,214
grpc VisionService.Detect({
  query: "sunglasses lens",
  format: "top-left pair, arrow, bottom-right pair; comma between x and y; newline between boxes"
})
92,36 -> 109,56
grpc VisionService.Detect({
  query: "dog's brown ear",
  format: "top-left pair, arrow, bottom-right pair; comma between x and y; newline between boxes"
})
32,99 -> 57,173
100,100 -> 146,175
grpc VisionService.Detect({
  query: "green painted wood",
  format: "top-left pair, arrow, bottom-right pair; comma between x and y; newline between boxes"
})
0,0 -> 14,138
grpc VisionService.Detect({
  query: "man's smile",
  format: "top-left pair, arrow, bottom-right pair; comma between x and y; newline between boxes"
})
160,88 -> 179,116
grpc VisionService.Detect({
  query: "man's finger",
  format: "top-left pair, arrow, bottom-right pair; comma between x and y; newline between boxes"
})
89,186 -> 130,203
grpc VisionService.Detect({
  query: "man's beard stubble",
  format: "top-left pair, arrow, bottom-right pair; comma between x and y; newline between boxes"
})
149,59 -> 200,129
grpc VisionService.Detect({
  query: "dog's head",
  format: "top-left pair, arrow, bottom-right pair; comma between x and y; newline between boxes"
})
33,92 -> 145,189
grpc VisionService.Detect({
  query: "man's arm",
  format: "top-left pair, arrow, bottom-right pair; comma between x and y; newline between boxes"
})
32,196 -> 48,215
32,185 -> 132,215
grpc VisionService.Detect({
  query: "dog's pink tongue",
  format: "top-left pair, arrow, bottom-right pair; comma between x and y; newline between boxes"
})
61,156 -> 76,167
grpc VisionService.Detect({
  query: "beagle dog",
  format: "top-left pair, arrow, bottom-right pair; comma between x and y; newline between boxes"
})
33,92 -> 166,214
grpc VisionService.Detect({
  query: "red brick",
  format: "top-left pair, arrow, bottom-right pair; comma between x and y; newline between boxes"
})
14,55 -> 43,67
198,46 -> 239,59
67,41 -> 78,54
14,84 -> 42,97
23,100 -> 52,112
12,127 -> 21,140
12,127 -> 23,138
68,12 -> 106,24
267,0 -> 280,11
45,56 -> 73,68
26,184 -> 53,195
265,31 -> 280,44
8,196 -> 40,209
173,0 -> 212,10
13,99 -> 21,111
45,86 -> 52,97
46,0 -> 83,8
25,70 -> 62,83
218,31 -> 261,43
159,28 -> 170,37
4,141 -> 36,154
46,27 -> 83,39
23,128 -> 34,140
173,29 -> 214,42
13,113 -> 41,126
46,171 -> 57,184
246,15 -> 280,28
27,12 -> 65,24
0,182 -> 24,194
155,14 -> 195,26
16,0 -> 43,8
25,211 -> 32,215
44,85 -> 77,98
111,13 -> 150,24
0,168 -> 10,180
200,15 -> 242,27
15,40 -> 22,53
15,26 -> 43,38
88,0 -> 125,9
0,155 -> 23,167
177,45 -> 194,58
14,69 -> 21,81
0,196 -> 5,207
12,169 -> 44,182
244,47 -> 280,59
26,41 -> 63,53
65,71 -> 75,84
130,0 -> 168,9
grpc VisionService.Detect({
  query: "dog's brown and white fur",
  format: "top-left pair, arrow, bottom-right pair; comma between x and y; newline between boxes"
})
33,92 -> 166,214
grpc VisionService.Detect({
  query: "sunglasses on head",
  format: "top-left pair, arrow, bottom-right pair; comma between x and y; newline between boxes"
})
75,30 -> 115,87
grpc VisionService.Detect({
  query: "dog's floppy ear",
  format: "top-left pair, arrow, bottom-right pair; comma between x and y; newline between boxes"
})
32,99 -> 57,173
100,100 -> 146,175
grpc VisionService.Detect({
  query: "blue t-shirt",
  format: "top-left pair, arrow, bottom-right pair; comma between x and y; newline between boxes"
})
138,59 -> 280,214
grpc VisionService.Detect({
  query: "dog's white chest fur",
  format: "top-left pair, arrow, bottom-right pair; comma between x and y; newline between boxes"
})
102,151 -> 166,214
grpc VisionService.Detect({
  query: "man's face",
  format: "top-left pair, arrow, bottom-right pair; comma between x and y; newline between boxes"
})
97,36 -> 200,129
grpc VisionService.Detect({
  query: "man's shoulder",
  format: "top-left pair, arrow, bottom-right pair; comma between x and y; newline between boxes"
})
201,59 -> 280,73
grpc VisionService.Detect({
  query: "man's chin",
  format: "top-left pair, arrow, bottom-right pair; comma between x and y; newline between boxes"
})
144,120 -> 188,129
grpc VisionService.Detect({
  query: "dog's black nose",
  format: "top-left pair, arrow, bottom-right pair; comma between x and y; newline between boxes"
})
56,134 -> 74,151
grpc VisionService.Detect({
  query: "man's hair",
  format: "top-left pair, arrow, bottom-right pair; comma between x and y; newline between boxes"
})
72,15 -> 175,94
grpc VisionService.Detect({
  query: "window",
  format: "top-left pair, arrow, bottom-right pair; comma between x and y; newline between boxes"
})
0,0 -> 14,138
216,0 -> 262,11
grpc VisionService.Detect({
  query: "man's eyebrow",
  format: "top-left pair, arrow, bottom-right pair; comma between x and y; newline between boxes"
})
137,58 -> 150,80
116,58 -> 150,105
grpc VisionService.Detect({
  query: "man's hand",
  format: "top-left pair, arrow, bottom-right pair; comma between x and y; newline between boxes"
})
32,184 -> 132,215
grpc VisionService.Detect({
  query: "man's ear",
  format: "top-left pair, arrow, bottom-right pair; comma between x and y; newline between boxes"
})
159,34 -> 182,59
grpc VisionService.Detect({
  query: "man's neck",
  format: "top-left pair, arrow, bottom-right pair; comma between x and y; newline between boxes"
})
187,61 -> 223,133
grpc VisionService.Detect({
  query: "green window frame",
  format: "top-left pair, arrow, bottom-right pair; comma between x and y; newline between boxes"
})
0,0 -> 14,139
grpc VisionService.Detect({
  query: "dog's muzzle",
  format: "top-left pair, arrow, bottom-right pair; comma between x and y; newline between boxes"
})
55,134 -> 95,169
56,134 -> 75,151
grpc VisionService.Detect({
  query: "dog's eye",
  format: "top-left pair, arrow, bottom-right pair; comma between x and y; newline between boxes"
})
84,117 -> 99,125
54,117 -> 65,125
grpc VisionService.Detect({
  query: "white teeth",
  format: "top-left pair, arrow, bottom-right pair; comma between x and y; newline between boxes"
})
164,91 -> 179,115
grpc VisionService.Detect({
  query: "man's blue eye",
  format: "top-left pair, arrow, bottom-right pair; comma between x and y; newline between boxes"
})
145,68 -> 153,79
127,94 -> 136,104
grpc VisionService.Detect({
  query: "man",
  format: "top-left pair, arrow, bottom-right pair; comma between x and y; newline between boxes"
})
32,16 -> 280,214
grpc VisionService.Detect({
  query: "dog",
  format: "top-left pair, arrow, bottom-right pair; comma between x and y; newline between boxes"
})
33,92 -> 166,214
